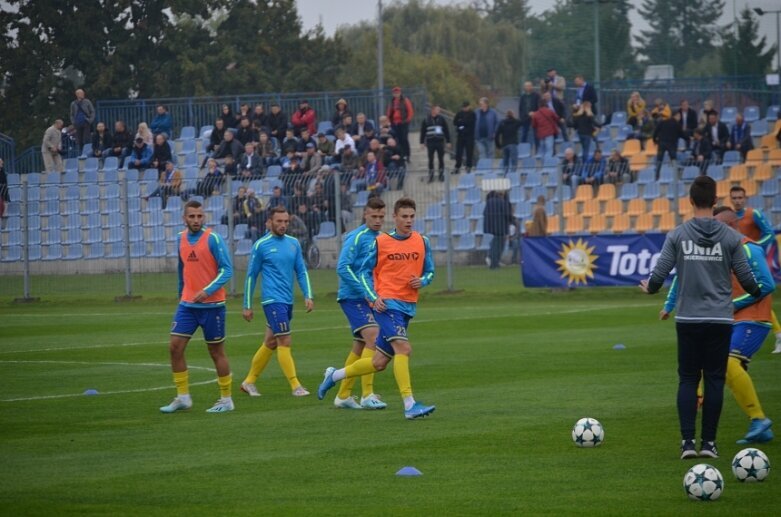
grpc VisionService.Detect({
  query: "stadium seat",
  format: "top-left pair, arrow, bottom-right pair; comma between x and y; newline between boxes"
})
43,244 -> 63,261
103,156 -> 120,171
705,164 -> 724,181
636,167 -> 655,185
603,199 -> 622,217
615,125 -> 633,142
587,215 -> 607,234
80,144 -> 93,159
129,226 -> 144,242
574,184 -> 593,201
43,185 -> 59,201
514,200 -> 533,219
509,186 -> 523,204
745,149 -> 764,163
760,178 -> 779,197
463,188 -> 481,205
610,111 -> 627,127
727,164 -> 748,182
431,236 -> 448,252
457,173 -> 476,191
317,121 -> 333,134
5,216 -> 21,231
681,166 -> 700,181
678,197 -> 693,217
83,157 -> 99,172
81,169 -> 98,184
27,244 -> 42,261
233,224 -> 248,240
722,151 -> 740,166
753,163 -> 773,181
144,196 -> 163,213
563,199 -> 578,217
5,229 -> 22,246
768,149 -> 781,166
428,219 -> 446,236
716,180 -> 731,198
454,233 -> 476,251
130,241 -> 146,258
451,219 -> 470,236
41,199 -> 59,216
43,171 -> 61,185
449,204 -> 465,220
353,190 -> 369,208
611,214 -> 630,233
618,182 -> 638,201
644,140 -> 657,157
564,215 -> 584,234
750,119 -> 769,139
102,169 -> 119,183
64,244 -> 83,260
177,126 -> 196,141
634,213 -> 654,233
596,126 -> 611,143
150,241 -> 167,258
626,198 -> 646,216
148,226 -> 166,242
581,199 -> 600,217
266,165 -> 282,178
650,198 -> 670,215
743,105 -> 760,123
235,238 -> 252,256
27,215 -> 40,230
517,142 -> 531,159
629,153 -> 647,172
657,166 -> 675,185
106,242 -> 125,258
424,204 -> 442,221
477,233 -> 493,250
721,107 -> 737,124
469,202 -> 485,221
1,245 -> 22,262
742,180 -> 758,197
545,215 -> 560,235
642,182 -> 661,200
524,171 -> 542,187
178,139 -> 197,157
767,105 -> 780,120
519,156 -> 537,172
85,243 -> 104,259
658,213 -> 676,233
64,158 -> 79,173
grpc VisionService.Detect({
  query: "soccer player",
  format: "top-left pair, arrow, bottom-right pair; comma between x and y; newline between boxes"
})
318,197 -> 436,420
241,205 -> 314,397
662,206 -> 775,445
729,186 -> 781,353
160,200 -> 235,413
640,175 -> 760,459
332,196 -> 389,409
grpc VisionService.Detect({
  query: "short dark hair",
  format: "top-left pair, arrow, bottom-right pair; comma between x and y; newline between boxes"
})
713,206 -> 734,216
394,197 -> 416,213
267,205 -> 288,219
729,185 -> 746,195
365,197 -> 386,210
689,176 -> 717,209
184,199 -> 202,212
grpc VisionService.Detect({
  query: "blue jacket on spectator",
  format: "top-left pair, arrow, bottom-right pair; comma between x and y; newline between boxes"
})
474,108 -> 499,141
583,156 -> 605,183
151,113 -> 173,137
128,143 -> 153,169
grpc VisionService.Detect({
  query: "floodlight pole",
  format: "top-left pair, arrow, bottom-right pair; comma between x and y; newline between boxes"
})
377,0 -> 384,122
593,0 -> 601,111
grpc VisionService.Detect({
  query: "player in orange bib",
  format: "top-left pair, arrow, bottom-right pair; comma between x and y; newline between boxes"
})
160,200 -> 235,414
318,197 -> 436,419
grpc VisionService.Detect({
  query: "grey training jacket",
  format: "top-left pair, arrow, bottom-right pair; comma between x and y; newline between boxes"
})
647,217 -> 760,324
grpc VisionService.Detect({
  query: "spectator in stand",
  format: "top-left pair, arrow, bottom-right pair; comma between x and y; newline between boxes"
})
483,190 -> 514,269
70,89 -> 95,153
727,114 -> 753,161
281,156 -> 304,193
560,148 -> 581,186
532,99 -> 559,158
475,97 -> 499,161
109,120 -> 132,167
350,113 -> 374,142
267,103 -> 287,142
339,146 -> 360,182
453,100 -> 476,174
222,185 -> 249,225
91,122 -> 113,163
382,136 -> 406,189
301,142 -> 323,177
192,158 -> 224,198
338,182 -> 354,230
495,110 -> 523,175
571,101 -> 599,161
214,130 -> 243,163
310,181 -> 332,229
528,195 -> 547,237
61,124 -> 79,159
257,132 -> 278,167
151,133 -> 173,172
653,111 -> 683,179
579,148 -> 605,188
637,109 -> 656,150
220,104 -> 236,128
333,126 -> 356,162
542,91 -> 568,143
237,104 -> 251,125
698,99 -> 717,128
420,104 -> 450,183
279,127 -> 297,155
353,126 -> 375,156
280,150 -> 295,170
205,119 -> 226,158
340,114 -> 354,133
316,132 -> 335,163
243,188 -> 265,241
626,91 -> 646,129
704,111 -> 729,161
377,115 -> 396,145
268,185 -> 289,212
150,104 -> 173,138
251,103 -> 268,130
291,99 -> 317,136
127,137 -> 153,170
290,182 -> 308,214
296,128 -> 317,155
688,128 -> 713,174
146,161 -> 181,209
331,98 -> 351,129
223,154 -> 237,178
0,158 -> 7,219
136,122 -> 153,147
650,98 -> 672,123
238,142 -> 262,180
605,149 -> 630,184
677,99 -> 698,147
236,117 -> 258,146
542,68 -> 566,101
305,165 -> 330,197
386,86 -> 414,162
356,151 -> 386,195
573,75 -> 598,113
518,81 -> 541,149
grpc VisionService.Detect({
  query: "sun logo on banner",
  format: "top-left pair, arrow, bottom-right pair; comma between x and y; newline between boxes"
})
555,238 -> 598,285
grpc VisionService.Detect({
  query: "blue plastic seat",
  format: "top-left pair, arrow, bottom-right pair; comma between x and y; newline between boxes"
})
42,244 -> 62,261
106,242 -> 125,258
642,182 -> 661,200
743,105 -> 760,123
517,143 -> 531,159
477,233 -> 493,251
64,244 -> 83,260
429,219 -> 446,236
720,107 -> 737,124
5,229 -> 22,246
83,157 -> 99,172
80,144 -> 93,158
84,227 -> 103,244
27,215 -> 41,230
722,151 -> 740,166
85,243 -> 104,259
469,201 -> 485,220
610,111 -> 628,127
314,221 -> 336,240
266,165 -> 282,178
28,244 -> 42,261
424,204 -> 442,221
454,233 -> 476,251
81,169 -> 98,184
750,119 -> 768,137
150,241 -> 168,257
236,238 -> 253,256
41,199 -> 59,216
706,164 -> 724,181
130,241 -> 146,258
463,188 -> 481,205
1,245 -> 22,262
64,158 -> 79,173
619,182 -> 638,200
451,219 -> 470,236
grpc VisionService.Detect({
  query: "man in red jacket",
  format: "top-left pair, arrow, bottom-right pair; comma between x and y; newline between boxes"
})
531,100 -> 559,158
291,100 -> 317,137
386,86 -> 414,163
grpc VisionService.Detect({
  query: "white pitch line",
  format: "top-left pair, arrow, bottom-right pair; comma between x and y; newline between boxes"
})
0,360 -> 216,402
0,302 -> 656,356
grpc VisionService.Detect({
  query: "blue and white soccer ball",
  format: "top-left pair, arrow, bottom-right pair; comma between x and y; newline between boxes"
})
571,417 -> 604,447
732,448 -> 771,482
683,464 -> 724,501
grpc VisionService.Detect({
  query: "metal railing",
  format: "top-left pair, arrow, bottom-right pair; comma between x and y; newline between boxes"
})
0,132 -> 16,174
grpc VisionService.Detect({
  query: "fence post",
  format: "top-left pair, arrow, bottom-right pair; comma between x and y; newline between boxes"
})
443,168 -> 454,292
226,175 -> 236,297
121,176 -> 133,299
557,168 -> 564,235
14,177 -> 38,303
333,169 -> 342,244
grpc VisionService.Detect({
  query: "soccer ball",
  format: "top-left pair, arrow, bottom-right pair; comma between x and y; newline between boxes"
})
571,417 -> 604,447
683,464 -> 724,501
732,448 -> 770,482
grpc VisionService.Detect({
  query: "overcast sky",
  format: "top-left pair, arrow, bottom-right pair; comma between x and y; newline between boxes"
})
296,0 -> 779,60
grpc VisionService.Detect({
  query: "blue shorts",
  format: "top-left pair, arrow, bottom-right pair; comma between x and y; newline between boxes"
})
730,321 -> 772,363
339,299 -> 379,341
263,303 -> 293,336
171,304 -> 226,345
374,309 -> 411,357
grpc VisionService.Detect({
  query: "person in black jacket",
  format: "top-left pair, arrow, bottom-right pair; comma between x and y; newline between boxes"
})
483,190 -> 515,269
453,101 -> 476,173
677,99 -> 698,148
420,104 -> 451,183
687,129 -> 713,174
518,81 -> 541,148
652,112 -> 683,179
267,103 -> 288,143
704,112 -> 730,161
109,120 -> 133,167
151,133 -> 173,172
574,75 -> 598,114
0,158 -> 8,219
495,110 -> 523,175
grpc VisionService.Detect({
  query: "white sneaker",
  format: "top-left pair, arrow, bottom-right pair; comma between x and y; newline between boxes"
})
334,395 -> 362,409
360,393 -> 388,410
240,382 -> 261,397
160,396 -> 192,413
206,397 -> 235,413
292,386 -> 310,397
773,334 -> 781,354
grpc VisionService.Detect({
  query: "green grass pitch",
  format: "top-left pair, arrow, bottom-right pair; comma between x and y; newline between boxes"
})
1,267 -> 780,515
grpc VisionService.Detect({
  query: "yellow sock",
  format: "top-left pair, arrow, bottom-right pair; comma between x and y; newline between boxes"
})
393,354 -> 413,399
276,346 -> 301,389
360,347 -> 375,398
244,344 -> 273,384
337,351 -> 360,399
344,357 -> 377,378
218,374 -> 232,398
726,357 -> 765,420
771,310 -> 781,334
173,370 -> 189,396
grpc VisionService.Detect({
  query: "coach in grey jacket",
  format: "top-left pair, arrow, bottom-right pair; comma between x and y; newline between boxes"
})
70,89 -> 96,153
640,175 -> 760,460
